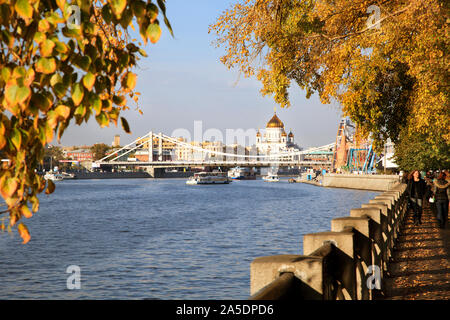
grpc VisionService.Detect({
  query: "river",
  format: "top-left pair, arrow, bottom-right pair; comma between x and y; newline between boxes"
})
0,178 -> 378,299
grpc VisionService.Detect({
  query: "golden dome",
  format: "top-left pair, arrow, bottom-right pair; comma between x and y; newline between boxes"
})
266,113 -> 284,128
256,130 -> 261,137
281,131 -> 287,136
288,131 -> 294,137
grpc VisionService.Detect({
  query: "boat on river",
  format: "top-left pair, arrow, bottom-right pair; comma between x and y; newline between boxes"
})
227,167 -> 256,180
186,172 -> 231,185
44,172 -> 64,181
262,173 -> 280,182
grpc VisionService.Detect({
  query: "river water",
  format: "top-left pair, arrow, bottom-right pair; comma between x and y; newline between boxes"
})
0,178 -> 378,299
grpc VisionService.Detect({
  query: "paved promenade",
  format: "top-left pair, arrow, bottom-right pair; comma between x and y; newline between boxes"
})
382,203 -> 450,299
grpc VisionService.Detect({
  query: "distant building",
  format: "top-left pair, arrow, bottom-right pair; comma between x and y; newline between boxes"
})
65,149 -> 94,161
112,135 -> 121,147
256,112 -> 301,160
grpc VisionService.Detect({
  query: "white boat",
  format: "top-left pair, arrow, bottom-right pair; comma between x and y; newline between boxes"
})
262,173 -> 280,182
44,172 -> 64,181
227,166 -> 256,180
60,172 -> 75,179
186,172 -> 231,185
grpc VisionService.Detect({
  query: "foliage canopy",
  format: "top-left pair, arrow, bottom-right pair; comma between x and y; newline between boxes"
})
210,0 -> 449,155
0,0 -> 172,243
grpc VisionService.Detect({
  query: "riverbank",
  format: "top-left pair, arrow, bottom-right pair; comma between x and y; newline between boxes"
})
68,171 -> 194,179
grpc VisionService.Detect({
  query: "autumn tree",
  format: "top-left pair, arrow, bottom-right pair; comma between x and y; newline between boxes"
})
210,0 -> 449,153
394,127 -> 450,171
91,143 -> 111,160
0,0 -> 172,243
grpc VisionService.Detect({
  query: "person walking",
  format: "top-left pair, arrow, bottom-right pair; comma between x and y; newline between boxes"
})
432,172 -> 450,229
407,170 -> 427,225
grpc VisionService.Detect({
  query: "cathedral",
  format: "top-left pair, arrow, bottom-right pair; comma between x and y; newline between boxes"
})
256,112 -> 300,156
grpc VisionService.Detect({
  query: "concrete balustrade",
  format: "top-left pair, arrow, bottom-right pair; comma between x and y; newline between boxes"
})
249,182 -> 408,300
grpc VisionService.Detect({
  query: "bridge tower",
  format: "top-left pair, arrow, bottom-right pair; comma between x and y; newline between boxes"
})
148,131 -> 153,162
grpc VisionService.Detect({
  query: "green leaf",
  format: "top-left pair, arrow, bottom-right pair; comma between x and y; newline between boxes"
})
33,31 -> 46,44
95,112 -> 109,128
5,84 -> 19,105
53,83 -> 67,99
1,67 -> 11,82
36,57 -> 57,74
71,83 -> 84,106
101,5 -> 112,23
110,0 -> 127,18
147,3 -> 159,22
113,95 -> 126,106
16,86 -> 31,104
4,84 -> 30,107
74,105 -> 86,117
31,93 -> 52,111
11,128 -> 22,150
15,0 -> 33,21
120,8 -> 133,28
131,1 -> 146,18
120,116 -> 131,133
50,73 -> 63,87
78,56 -> 91,71
82,72 -> 96,91
146,23 -> 162,44
90,95 -> 102,115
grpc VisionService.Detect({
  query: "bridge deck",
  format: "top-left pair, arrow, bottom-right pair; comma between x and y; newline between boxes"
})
382,202 -> 450,300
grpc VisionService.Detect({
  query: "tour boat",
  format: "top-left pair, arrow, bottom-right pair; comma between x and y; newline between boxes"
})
60,172 -> 75,179
44,172 -> 64,181
186,172 -> 231,185
262,173 -> 280,182
227,167 -> 256,180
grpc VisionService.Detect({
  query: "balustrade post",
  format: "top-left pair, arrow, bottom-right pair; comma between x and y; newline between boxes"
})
331,217 -> 372,300
303,228 -> 356,300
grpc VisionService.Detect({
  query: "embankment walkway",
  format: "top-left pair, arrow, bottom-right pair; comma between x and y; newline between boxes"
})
249,180 -> 450,300
382,203 -> 450,299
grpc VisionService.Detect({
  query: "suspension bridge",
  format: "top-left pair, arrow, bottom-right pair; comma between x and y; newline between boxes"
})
95,131 -> 335,170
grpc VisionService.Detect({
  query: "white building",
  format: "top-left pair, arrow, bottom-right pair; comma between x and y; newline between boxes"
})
256,113 -> 301,159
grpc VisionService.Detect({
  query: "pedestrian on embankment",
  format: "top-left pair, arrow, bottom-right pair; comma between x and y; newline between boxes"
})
407,170 -> 427,225
432,172 -> 450,229
425,171 -> 436,214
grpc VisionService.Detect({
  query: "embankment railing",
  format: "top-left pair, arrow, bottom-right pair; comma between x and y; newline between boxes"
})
249,182 -> 408,300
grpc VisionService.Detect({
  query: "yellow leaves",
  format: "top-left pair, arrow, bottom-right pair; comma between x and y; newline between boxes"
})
40,39 -> 55,57
0,174 -> 18,199
45,179 -> 55,195
82,72 -> 96,91
15,0 -> 33,24
122,72 -> 136,90
71,83 -> 84,106
17,223 -> 31,244
20,205 -> 33,219
36,57 -> 57,74
47,105 -> 70,129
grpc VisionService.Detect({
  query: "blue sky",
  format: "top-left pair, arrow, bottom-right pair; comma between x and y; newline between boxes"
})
60,0 -> 343,148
